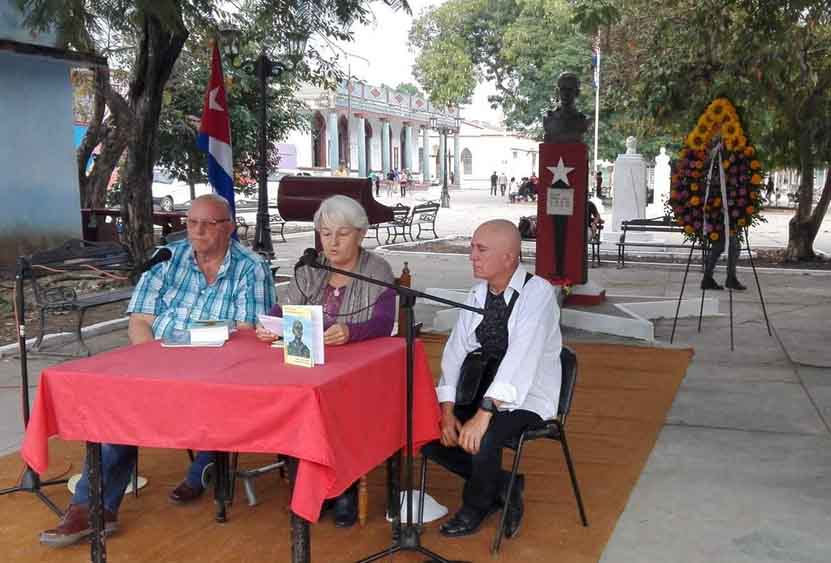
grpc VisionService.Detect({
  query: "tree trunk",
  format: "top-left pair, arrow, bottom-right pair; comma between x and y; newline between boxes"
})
77,68 -> 131,209
120,12 -> 188,266
785,154 -> 831,261
784,127 -> 818,261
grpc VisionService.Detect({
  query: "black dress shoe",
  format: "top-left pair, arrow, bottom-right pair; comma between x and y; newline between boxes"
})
701,276 -> 723,290
725,276 -> 747,291
503,475 -> 525,539
333,485 -> 357,528
439,506 -> 488,538
168,481 -> 203,505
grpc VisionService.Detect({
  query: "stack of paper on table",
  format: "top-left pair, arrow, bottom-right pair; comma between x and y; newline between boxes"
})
189,320 -> 231,344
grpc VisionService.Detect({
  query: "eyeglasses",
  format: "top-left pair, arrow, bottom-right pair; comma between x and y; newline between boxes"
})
186,218 -> 231,230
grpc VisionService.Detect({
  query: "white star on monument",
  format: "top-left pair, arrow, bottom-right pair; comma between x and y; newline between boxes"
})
208,86 -> 224,111
547,157 -> 575,186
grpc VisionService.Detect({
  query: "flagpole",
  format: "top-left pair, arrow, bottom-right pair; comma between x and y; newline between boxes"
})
593,38 -> 601,174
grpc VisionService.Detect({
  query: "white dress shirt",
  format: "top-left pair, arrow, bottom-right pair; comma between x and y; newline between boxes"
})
436,264 -> 562,420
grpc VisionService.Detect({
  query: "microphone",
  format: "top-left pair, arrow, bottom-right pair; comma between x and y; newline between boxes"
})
139,247 -> 173,274
294,248 -> 319,272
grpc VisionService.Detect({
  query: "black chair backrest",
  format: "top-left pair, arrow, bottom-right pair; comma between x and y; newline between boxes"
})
557,346 -> 578,419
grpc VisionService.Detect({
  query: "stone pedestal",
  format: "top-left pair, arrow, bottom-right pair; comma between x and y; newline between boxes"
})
611,149 -> 647,232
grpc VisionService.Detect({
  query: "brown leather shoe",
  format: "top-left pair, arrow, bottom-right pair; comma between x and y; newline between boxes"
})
168,481 -> 203,505
39,504 -> 118,548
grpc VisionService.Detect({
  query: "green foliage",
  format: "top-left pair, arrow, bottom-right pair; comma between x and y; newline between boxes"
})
394,82 -> 424,97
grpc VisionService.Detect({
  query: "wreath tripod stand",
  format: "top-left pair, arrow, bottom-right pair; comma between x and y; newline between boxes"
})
670,226 -> 772,350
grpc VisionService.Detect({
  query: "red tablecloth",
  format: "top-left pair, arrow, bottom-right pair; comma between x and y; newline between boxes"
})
21,331 -> 440,522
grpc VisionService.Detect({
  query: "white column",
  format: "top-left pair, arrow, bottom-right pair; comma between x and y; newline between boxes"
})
381,120 -> 391,173
439,134 -> 447,185
453,133 -> 460,186
404,124 -> 415,171
356,115 -> 367,177
327,111 -> 339,171
421,126 -> 430,180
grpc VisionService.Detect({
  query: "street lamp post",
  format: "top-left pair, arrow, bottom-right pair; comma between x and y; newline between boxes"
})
429,115 -> 461,209
221,30 -> 307,259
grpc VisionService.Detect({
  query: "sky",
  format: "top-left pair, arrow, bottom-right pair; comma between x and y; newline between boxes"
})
326,0 -> 503,125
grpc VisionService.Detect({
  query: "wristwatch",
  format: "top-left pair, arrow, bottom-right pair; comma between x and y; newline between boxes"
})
479,397 -> 499,414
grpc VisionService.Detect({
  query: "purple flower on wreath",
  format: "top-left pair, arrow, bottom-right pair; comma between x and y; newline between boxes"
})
731,209 -> 740,218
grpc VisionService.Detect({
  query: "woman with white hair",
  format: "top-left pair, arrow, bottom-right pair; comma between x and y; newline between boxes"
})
256,194 -> 396,526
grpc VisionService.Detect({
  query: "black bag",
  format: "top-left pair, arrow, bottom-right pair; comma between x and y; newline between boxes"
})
454,274 -> 531,406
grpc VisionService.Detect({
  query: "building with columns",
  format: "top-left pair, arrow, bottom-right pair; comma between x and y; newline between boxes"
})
279,80 -> 539,190
282,80 -> 461,183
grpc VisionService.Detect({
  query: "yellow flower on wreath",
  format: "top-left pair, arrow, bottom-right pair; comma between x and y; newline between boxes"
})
691,183 -> 700,191
750,160 -> 761,170
684,225 -> 695,234
709,232 -> 720,241
687,132 -> 706,151
737,218 -> 747,226
708,99 -> 728,117
751,174 -> 763,185
690,195 -> 701,206
744,146 -> 755,157
735,135 -> 748,151
723,122 -> 740,138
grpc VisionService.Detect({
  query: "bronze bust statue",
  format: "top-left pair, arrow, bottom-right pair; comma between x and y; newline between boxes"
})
543,72 -> 590,143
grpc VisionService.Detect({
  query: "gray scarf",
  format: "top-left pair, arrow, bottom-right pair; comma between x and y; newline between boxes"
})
285,249 -> 394,324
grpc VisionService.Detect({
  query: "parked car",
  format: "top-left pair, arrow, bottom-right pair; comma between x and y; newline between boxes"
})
152,168 -> 258,211
152,168 -> 211,211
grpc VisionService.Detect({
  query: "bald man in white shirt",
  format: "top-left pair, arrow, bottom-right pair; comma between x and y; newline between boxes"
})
423,219 -> 562,539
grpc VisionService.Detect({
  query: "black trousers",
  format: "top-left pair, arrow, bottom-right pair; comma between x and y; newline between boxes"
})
422,405 -> 541,515
704,234 -> 739,279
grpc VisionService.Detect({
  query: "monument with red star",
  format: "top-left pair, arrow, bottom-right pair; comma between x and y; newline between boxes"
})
537,72 -> 589,286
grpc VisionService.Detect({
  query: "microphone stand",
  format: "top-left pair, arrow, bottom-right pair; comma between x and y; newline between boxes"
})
301,258 -> 481,563
0,257 -> 67,516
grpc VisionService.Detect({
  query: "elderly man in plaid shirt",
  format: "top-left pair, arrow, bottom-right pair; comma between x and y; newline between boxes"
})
41,194 -> 276,547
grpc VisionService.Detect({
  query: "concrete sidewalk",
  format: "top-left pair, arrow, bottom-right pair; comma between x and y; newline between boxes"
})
1,188 -> 830,561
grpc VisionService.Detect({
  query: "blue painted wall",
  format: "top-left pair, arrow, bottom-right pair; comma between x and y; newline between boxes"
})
0,50 -> 82,265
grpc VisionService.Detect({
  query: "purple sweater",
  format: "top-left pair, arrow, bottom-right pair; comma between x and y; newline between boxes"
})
270,286 -> 396,342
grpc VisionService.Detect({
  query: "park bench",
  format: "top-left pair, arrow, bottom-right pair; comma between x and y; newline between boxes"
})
22,239 -> 135,356
369,203 -> 411,245
616,215 -> 704,268
406,200 -> 441,240
268,210 -> 288,243
235,217 -> 250,241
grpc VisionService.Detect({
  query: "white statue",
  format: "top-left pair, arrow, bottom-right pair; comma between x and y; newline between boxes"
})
648,146 -> 671,218
625,136 -> 638,155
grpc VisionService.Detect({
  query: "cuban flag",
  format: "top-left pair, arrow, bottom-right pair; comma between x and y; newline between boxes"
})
197,44 -> 236,223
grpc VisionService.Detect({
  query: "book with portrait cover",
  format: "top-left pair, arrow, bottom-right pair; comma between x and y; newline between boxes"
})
282,305 -> 324,367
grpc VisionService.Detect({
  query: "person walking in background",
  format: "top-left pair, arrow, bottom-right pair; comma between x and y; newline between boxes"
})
386,169 -> 395,198
595,171 -> 604,199
374,173 -> 381,198
490,171 -> 498,196
508,177 -> 516,197
400,169 -> 408,197
765,177 -> 774,204
498,172 -> 508,197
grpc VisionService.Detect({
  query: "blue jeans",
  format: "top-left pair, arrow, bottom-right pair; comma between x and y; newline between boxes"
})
72,444 -> 137,514
185,451 -> 215,489
72,445 -> 215,513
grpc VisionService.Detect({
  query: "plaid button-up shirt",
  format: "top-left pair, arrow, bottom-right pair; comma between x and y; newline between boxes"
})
127,239 -> 276,339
